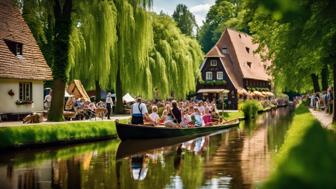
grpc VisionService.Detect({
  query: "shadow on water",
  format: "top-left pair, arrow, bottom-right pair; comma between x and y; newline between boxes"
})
0,107 -> 294,189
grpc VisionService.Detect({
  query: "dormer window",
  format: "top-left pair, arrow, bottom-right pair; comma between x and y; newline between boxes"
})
245,47 -> 250,53
247,62 -> 252,68
221,47 -> 228,54
210,60 -> 217,67
4,39 -> 23,56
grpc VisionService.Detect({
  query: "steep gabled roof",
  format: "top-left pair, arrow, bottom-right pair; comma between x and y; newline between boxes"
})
0,0 -> 52,80
215,28 -> 271,81
205,46 -> 224,58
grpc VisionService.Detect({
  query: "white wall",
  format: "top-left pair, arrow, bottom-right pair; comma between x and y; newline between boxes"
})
0,79 -> 44,113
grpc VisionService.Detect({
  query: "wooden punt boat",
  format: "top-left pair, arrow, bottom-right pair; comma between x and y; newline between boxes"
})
115,119 -> 240,141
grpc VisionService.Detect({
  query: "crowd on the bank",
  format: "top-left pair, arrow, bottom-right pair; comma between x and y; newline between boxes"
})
131,97 -> 227,128
308,86 -> 333,113
43,91 -> 115,120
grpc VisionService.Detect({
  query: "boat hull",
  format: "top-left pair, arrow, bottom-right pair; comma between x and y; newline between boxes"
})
116,120 -> 239,141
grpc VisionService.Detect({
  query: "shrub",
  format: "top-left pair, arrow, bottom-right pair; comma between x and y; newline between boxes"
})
240,100 -> 262,120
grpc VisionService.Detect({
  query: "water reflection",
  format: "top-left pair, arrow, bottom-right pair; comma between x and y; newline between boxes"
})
0,107 -> 293,189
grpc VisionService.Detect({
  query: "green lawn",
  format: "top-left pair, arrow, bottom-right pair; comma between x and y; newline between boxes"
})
221,111 -> 245,121
261,104 -> 336,189
0,120 -> 127,149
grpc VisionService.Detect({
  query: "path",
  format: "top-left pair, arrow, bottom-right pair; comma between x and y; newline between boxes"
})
309,109 -> 332,129
0,114 -> 130,128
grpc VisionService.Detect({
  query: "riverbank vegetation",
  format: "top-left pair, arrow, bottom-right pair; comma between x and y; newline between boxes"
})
261,104 -> 336,188
19,0 -> 203,120
0,120 -> 126,149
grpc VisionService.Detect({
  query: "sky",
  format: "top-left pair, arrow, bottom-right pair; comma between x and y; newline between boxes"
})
152,0 -> 216,26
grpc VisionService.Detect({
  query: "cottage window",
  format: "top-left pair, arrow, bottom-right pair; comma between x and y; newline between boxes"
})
221,47 -> 228,54
217,72 -> 224,80
206,72 -> 213,80
245,47 -> 250,53
4,39 -> 23,56
210,60 -> 217,67
247,62 -> 252,68
19,82 -> 32,102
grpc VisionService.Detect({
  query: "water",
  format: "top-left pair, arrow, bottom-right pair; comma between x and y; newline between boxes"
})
0,108 -> 293,189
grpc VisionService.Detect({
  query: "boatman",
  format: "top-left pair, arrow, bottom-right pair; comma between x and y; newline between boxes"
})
131,97 -> 148,124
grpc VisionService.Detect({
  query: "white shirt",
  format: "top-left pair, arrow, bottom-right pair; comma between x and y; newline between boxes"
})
132,102 -> 148,115
44,94 -> 52,102
106,95 -> 113,104
150,112 -> 160,121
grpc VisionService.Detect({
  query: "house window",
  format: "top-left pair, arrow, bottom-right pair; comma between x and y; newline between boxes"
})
247,62 -> 252,68
245,47 -> 250,53
4,39 -> 23,56
19,82 -> 32,101
221,47 -> 228,54
210,60 -> 217,66
206,72 -> 213,80
217,72 -> 224,80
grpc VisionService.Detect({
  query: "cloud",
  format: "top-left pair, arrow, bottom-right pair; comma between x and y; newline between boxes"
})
190,3 -> 212,13
190,3 -> 214,26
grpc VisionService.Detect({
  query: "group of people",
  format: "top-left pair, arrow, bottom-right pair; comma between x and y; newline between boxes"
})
308,87 -> 333,114
63,92 -> 114,120
131,97 -> 225,128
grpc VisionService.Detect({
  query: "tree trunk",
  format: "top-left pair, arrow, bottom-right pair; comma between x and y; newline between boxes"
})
48,79 -> 66,121
321,64 -> 329,91
311,74 -> 320,92
48,0 -> 72,121
115,66 -> 124,114
332,62 -> 336,122
95,80 -> 101,102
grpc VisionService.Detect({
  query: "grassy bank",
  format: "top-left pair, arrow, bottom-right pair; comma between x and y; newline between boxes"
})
261,104 -> 336,188
0,120 -> 127,150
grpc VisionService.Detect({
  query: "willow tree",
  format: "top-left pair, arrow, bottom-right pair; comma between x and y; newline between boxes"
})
69,0 -> 117,101
149,13 -> 203,99
67,0 -> 153,113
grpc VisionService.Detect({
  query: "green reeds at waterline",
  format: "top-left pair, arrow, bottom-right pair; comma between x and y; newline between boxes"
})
240,100 -> 263,120
0,120 -> 127,150
261,104 -> 336,189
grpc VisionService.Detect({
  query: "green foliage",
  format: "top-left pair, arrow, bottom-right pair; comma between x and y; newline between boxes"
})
172,4 -> 198,36
198,0 -> 247,52
149,13 -> 203,99
261,104 -> 336,189
221,111 -> 244,120
244,0 -> 336,93
0,120 -> 127,149
199,80 -> 226,86
240,100 -> 262,120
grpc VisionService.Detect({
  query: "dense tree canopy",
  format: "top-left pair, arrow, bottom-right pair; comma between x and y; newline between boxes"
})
19,0 -> 203,115
172,4 -> 198,37
149,13 -> 203,99
198,0 -> 245,52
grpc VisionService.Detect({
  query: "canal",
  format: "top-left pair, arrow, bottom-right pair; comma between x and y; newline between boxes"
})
0,107 -> 293,189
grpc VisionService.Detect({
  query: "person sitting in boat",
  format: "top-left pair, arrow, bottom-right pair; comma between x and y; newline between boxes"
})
159,104 -> 171,124
181,109 -> 192,128
198,101 -> 205,115
191,107 -> 204,127
131,97 -> 149,125
203,108 -> 214,126
149,105 -> 160,125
